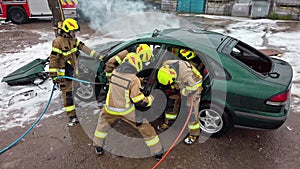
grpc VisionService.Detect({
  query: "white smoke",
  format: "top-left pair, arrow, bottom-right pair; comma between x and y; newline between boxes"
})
78,0 -> 147,28
77,0 -> 181,38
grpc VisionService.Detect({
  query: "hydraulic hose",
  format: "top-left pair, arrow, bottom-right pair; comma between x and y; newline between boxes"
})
1,75 -> 194,168
0,76 -> 100,155
57,76 -> 92,84
152,96 -> 194,169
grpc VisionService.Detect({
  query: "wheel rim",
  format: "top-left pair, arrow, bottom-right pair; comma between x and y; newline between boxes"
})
76,82 -> 94,100
12,11 -> 23,23
198,109 -> 223,134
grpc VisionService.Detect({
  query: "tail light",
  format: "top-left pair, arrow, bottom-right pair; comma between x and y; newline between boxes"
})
266,90 -> 290,106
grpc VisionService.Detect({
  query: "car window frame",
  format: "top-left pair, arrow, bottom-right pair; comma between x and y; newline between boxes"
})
221,38 -> 273,76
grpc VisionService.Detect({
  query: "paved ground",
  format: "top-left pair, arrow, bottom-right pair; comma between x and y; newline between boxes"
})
1,18 -> 300,169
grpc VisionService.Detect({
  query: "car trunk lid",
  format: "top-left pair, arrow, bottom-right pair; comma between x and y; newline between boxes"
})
265,58 -> 293,87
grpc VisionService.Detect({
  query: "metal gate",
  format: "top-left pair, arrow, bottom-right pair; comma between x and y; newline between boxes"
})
177,0 -> 206,13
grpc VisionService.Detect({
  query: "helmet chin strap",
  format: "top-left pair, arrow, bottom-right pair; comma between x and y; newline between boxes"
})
69,31 -> 76,38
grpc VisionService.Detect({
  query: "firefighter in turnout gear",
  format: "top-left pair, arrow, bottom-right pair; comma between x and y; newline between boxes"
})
49,18 -> 102,127
105,44 -> 153,78
98,44 -> 153,102
157,60 -> 203,145
93,53 -> 163,159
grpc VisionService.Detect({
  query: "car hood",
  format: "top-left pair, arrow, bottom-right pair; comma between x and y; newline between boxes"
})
265,58 -> 293,87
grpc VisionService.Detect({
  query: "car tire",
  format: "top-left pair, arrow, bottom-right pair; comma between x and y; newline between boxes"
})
8,6 -> 29,24
198,103 -> 232,137
74,77 -> 95,102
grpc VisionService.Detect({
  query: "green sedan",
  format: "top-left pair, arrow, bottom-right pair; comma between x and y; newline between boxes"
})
77,28 -> 292,137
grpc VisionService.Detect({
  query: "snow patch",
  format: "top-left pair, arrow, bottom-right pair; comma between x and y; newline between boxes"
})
1,16 -> 300,131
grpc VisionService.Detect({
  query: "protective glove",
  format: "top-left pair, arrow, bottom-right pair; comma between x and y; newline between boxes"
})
52,77 -> 60,85
98,54 -> 106,61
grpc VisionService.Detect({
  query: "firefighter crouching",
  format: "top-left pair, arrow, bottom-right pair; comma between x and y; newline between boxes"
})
157,60 -> 203,145
93,53 -> 164,160
49,18 -> 102,127
97,44 -> 153,102
105,44 -> 153,79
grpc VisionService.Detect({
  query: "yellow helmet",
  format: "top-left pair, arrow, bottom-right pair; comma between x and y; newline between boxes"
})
180,49 -> 196,60
123,52 -> 143,72
171,47 -> 180,56
157,64 -> 177,85
136,44 -> 152,62
62,18 -> 80,33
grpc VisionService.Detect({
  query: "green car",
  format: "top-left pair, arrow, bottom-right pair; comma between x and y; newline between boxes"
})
77,28 -> 292,137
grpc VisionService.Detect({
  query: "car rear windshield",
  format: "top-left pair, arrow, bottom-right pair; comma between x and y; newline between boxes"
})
225,40 -> 272,74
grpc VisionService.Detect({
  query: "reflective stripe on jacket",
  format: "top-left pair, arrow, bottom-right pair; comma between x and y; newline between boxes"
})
104,67 -> 153,116
163,60 -> 202,96
49,33 -> 100,78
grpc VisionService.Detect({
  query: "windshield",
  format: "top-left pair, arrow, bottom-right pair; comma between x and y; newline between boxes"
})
94,41 -> 124,56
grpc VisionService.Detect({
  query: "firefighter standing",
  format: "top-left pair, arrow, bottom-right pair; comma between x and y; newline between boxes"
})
49,18 -> 102,127
93,53 -> 163,159
157,59 -> 203,145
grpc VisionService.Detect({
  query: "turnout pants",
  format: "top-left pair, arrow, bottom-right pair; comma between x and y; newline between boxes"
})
164,94 -> 181,125
60,79 -> 76,117
186,93 -> 201,136
93,108 -> 163,155
165,93 -> 201,136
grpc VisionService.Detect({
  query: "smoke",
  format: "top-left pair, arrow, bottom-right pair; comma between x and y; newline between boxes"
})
77,0 -> 181,38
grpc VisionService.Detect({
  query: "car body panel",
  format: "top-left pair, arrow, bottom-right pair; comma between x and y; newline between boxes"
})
83,28 -> 292,132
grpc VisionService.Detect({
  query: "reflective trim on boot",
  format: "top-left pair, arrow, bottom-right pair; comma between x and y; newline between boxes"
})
95,147 -> 104,155
184,135 -> 198,145
156,123 -> 169,132
67,116 -> 79,127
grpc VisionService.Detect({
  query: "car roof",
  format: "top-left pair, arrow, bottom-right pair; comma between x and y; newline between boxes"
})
139,28 -> 229,50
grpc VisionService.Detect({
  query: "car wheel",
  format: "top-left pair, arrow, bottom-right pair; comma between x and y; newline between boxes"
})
198,103 -> 232,137
74,78 -> 95,102
8,6 -> 29,24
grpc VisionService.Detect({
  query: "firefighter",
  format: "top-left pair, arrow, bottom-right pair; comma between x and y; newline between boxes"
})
49,18 -> 102,127
157,49 -> 202,132
105,44 -> 153,78
97,44 -> 153,102
170,47 -> 203,70
156,59 -> 203,145
179,49 -> 204,71
93,53 -> 163,159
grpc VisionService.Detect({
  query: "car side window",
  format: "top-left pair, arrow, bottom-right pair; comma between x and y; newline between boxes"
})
205,56 -> 230,80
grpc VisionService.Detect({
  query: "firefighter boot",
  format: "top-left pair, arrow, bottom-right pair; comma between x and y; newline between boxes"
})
95,147 -> 104,155
184,135 -> 199,145
97,94 -> 106,108
67,115 -> 79,127
153,148 -> 164,161
156,123 -> 169,132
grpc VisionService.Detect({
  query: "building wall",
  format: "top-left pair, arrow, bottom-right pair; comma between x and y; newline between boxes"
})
155,0 -> 300,20
273,0 -> 300,20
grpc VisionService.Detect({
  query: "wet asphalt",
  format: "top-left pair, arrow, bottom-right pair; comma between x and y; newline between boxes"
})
1,16 -> 300,169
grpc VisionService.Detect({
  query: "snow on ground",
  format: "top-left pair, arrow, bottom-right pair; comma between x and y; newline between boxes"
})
0,31 -> 106,131
0,15 -> 299,131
